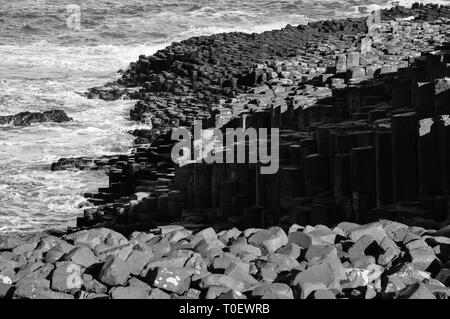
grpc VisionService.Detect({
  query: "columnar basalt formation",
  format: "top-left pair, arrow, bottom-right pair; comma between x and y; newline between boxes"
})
69,5 -> 450,235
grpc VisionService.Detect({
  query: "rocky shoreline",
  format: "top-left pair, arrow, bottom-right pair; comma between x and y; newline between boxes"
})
1,3 -> 450,299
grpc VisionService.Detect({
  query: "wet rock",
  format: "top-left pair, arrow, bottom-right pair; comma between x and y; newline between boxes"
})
0,110 -> 72,127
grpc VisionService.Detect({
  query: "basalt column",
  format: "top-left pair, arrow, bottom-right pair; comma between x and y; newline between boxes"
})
391,112 -> 419,203
193,163 -> 212,208
351,146 -> 376,224
333,153 -> 352,220
375,130 -> 393,207
418,117 -> 444,199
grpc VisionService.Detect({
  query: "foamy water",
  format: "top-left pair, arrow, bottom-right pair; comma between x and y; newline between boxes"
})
0,0 -> 448,233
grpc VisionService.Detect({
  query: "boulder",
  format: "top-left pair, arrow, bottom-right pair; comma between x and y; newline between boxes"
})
64,246 -> 99,268
0,235 -> 25,250
126,249 -> 152,275
95,243 -> 133,260
248,227 -> 288,254
0,282 -> 14,298
51,262 -> 83,293
251,283 -> 294,299
406,245 -> 437,271
13,278 -> 72,299
224,262 -> 258,289
348,235 -> 379,258
12,242 -> 38,256
153,267 -> 191,294
305,245 -> 346,281
266,253 -> 301,272
347,222 -> 387,244
99,255 -> 131,286
200,274 -> 245,292
396,282 -> 436,299
313,289 -> 336,299
0,110 -> 72,127
436,268 -> 450,286
217,289 -> 247,299
192,227 -> 217,245
228,243 -> 262,261
65,228 -> 128,251
212,253 -> 247,271
83,279 -> 108,294
148,288 -> 171,299
205,286 -> 230,299
288,231 -> 317,249
293,262 -> 342,299
218,228 -> 241,244
275,242 -> 301,259
44,245 -> 66,263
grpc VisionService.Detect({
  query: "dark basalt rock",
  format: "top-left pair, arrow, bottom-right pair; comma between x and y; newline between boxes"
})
0,110 -> 72,127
